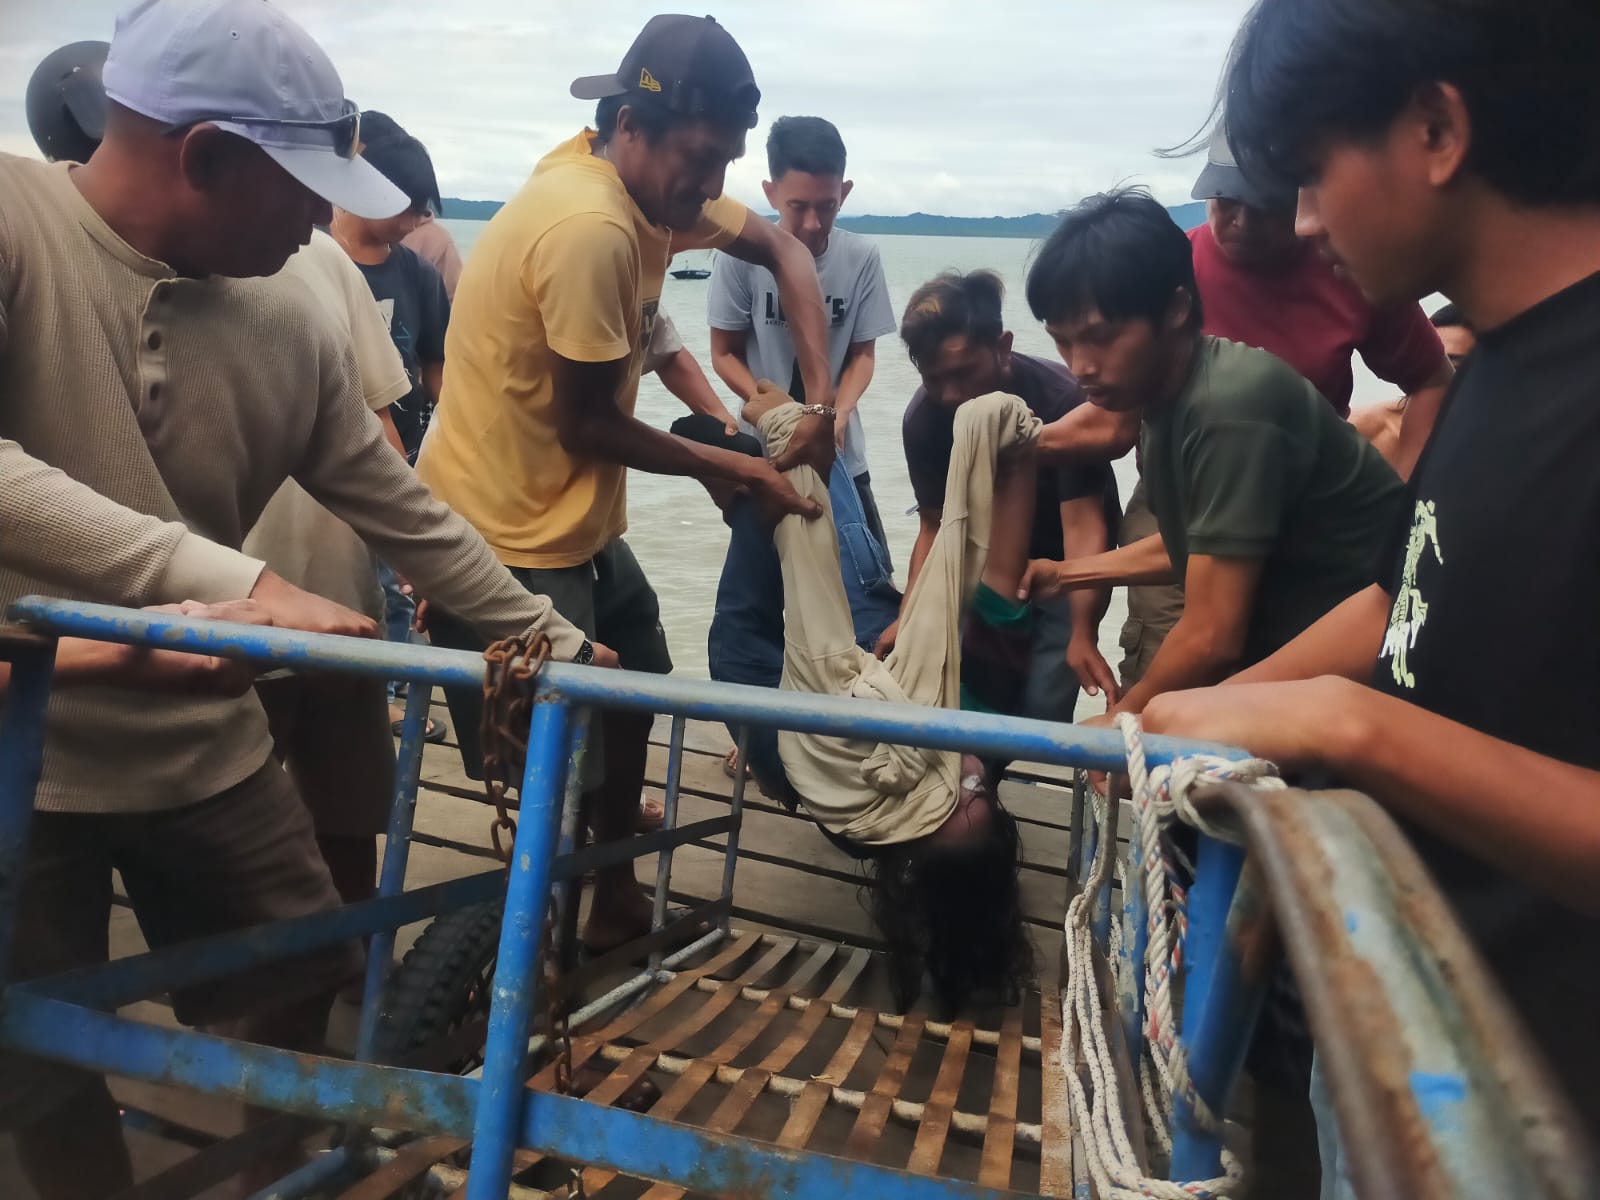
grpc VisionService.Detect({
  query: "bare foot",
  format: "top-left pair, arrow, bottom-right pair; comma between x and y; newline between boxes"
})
581,882 -> 655,953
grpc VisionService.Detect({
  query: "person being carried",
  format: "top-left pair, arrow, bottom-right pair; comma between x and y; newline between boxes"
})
418,14 -> 832,959
888,269 -> 1132,721
1018,189 -> 1405,723
709,115 -> 899,559
711,384 -> 1041,1014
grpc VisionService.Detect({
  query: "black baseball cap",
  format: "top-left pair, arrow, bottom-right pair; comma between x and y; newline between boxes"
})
570,14 -> 760,130
26,41 -> 110,164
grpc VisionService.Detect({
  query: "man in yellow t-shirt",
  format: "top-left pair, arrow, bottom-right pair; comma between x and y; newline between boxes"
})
419,14 -> 837,955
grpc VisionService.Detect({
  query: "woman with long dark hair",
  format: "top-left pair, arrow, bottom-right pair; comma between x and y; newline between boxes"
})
724,383 -> 1041,1013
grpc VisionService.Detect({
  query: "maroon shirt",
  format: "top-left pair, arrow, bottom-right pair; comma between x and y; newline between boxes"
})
1190,224 -> 1446,416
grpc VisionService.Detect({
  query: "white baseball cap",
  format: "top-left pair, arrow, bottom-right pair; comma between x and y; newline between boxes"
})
102,0 -> 406,219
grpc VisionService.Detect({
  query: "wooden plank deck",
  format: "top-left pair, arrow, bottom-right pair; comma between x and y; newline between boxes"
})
1,699 -> 1104,1198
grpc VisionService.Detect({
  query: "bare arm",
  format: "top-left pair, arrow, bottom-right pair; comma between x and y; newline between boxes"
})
1036,403 -> 1140,466
1144,676 -> 1600,914
1018,532 -> 1176,599
1393,358 -> 1455,480
722,213 -> 833,410
0,601 -> 271,700
709,327 -> 760,404
657,347 -> 739,433
1228,583 -> 1392,686
833,340 -> 876,450
551,353 -> 819,517
874,507 -> 940,658
1114,553 -> 1263,715
1059,495 -> 1118,701
421,361 -> 445,411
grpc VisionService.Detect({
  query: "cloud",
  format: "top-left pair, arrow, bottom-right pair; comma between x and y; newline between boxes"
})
0,0 -> 1252,215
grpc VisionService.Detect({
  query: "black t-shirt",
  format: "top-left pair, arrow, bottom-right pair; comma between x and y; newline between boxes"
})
353,244 -> 450,460
1370,271 -> 1600,1132
902,352 -> 1119,559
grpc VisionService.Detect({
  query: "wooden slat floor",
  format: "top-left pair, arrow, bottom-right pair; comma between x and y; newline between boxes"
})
1,704 -> 1107,1198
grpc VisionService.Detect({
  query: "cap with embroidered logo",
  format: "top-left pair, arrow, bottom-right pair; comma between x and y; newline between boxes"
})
570,14 -> 760,130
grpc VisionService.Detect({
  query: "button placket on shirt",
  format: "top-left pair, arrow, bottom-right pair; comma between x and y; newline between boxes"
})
136,279 -> 176,424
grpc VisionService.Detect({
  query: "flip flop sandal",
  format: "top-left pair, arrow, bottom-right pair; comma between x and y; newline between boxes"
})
636,795 -> 666,833
392,716 -> 449,744
721,745 -> 753,781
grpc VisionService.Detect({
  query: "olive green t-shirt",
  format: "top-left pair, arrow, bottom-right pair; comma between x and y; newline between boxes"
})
1141,336 -> 1404,663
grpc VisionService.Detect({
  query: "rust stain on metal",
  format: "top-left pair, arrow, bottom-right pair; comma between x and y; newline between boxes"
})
1200,784 -> 1453,1200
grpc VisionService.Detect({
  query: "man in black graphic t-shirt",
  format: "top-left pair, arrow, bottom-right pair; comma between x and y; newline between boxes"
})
1145,0 -> 1600,1150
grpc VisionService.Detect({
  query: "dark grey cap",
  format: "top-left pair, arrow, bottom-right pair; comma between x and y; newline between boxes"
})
1191,124 -> 1297,212
26,40 -> 110,163
570,14 -> 760,129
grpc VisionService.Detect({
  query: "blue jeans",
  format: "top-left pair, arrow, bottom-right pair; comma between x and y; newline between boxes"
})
707,468 -> 901,800
376,560 -> 417,703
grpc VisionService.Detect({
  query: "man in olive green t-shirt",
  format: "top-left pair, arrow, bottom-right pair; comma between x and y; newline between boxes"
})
1016,189 -> 1403,719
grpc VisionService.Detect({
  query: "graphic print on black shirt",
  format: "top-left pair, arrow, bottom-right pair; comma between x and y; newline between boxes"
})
353,244 -> 451,461
1369,270 -> 1600,1134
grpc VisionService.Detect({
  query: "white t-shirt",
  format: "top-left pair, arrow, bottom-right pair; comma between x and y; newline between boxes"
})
242,231 -> 411,618
707,227 -> 897,477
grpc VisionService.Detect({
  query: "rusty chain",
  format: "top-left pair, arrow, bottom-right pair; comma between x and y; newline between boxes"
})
478,631 -> 580,1151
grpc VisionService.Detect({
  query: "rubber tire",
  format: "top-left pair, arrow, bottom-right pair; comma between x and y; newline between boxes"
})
372,899 -> 505,1073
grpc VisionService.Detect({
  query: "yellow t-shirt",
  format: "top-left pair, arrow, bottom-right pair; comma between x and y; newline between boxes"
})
416,130 -> 748,568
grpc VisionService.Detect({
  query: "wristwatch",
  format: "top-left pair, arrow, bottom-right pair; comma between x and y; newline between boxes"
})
798,403 -> 836,419
575,639 -> 595,665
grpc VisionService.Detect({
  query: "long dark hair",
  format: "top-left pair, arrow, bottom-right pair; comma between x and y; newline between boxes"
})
866,795 -> 1035,1015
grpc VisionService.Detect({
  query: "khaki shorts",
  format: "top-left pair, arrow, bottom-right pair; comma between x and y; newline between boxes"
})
0,761 -> 357,1127
257,674 -> 395,838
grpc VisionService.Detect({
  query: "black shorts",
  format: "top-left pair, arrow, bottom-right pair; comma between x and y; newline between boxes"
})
429,538 -> 671,788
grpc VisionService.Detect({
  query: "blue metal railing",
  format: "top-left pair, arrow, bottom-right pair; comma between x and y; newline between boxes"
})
1,596 -> 1591,1200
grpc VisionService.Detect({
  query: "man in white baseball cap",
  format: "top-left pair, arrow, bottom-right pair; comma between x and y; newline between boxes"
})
0,4 -> 602,1195
103,0 -> 406,225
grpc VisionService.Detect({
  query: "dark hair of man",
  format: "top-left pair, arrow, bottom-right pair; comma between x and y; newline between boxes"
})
594,92 -> 751,148
766,115 -> 846,179
867,797 -> 1035,1014
899,270 -> 1006,371
1025,187 -> 1203,332
1430,302 -> 1470,331
1221,0 -> 1600,207
362,132 -> 442,217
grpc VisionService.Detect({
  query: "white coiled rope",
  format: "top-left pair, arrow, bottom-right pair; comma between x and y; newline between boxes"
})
1057,714 -> 1284,1199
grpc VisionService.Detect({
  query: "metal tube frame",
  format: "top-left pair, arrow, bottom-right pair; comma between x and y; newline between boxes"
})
1,597 -> 1585,1199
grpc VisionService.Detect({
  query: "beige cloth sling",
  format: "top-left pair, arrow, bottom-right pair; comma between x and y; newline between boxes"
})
757,393 -> 1041,846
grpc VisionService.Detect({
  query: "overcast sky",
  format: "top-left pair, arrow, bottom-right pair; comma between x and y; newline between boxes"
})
0,0 -> 1251,216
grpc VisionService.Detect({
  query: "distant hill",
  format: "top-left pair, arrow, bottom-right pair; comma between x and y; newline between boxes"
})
440,197 -> 1209,234
442,197 -> 505,220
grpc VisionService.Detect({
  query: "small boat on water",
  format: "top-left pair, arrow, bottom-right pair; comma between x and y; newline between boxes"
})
670,250 -> 712,280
